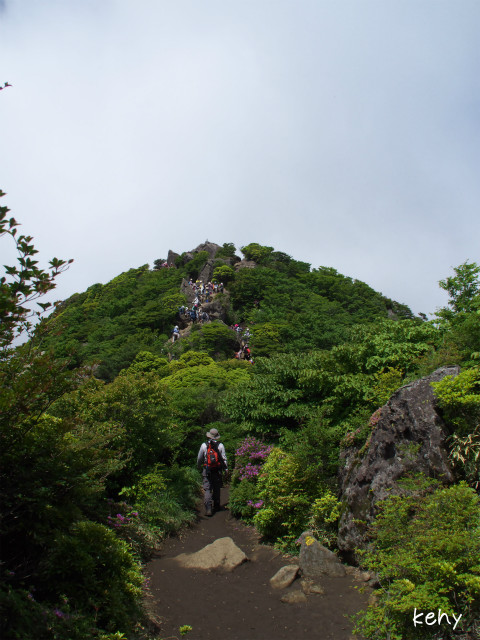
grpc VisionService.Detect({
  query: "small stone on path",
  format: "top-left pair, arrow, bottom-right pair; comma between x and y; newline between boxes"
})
281,589 -> 308,604
301,578 -> 325,595
270,565 -> 299,589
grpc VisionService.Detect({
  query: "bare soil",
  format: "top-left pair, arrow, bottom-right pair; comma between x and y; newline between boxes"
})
146,486 -> 369,640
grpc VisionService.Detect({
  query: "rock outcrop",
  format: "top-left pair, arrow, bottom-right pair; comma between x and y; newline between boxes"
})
173,537 -> 247,572
180,278 -> 196,303
234,259 -> 256,271
338,365 -> 459,559
198,259 -> 216,284
192,241 -> 222,259
200,292 -> 230,322
167,249 -> 179,266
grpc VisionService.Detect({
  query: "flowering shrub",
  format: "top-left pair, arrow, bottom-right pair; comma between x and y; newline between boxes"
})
229,437 -> 272,519
233,436 -> 273,481
107,504 -> 139,530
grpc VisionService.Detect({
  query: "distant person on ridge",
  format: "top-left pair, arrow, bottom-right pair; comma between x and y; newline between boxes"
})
197,428 -> 228,517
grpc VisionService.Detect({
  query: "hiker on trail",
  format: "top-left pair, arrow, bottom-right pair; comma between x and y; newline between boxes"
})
197,428 -> 228,517
241,327 -> 251,347
172,325 -> 180,343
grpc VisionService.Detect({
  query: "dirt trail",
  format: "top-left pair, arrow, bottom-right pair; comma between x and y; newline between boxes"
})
147,486 -> 368,640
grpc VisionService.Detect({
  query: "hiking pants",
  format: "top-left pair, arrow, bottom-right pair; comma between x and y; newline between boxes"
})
202,469 -> 222,510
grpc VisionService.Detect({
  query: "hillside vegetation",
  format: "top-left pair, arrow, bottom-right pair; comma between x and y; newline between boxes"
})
1,198 -> 479,640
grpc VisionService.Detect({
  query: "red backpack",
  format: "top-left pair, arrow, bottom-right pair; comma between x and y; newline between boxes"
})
205,440 -> 222,471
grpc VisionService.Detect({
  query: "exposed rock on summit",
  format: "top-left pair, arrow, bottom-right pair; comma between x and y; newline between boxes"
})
338,365 -> 459,559
234,259 -> 256,271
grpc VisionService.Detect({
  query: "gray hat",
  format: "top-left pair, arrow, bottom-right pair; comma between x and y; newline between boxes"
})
206,427 -> 220,439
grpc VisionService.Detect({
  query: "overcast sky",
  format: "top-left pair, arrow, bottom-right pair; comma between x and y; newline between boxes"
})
1,0 -> 479,317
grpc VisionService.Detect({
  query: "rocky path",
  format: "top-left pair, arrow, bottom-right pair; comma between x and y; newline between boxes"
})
146,487 -> 369,640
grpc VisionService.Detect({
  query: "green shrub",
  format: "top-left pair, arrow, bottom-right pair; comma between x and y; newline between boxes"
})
432,366 -> 480,435
253,448 -> 313,549
228,479 -> 259,520
240,243 -> 274,264
432,367 -> 480,490
213,264 -> 235,284
307,490 -> 341,549
353,480 -> 480,640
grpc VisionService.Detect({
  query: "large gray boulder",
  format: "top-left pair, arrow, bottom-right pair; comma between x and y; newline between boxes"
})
338,366 -> 459,559
298,532 -> 346,578
173,537 -> 247,571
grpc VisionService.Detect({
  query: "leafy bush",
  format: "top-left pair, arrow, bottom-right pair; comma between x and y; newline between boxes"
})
252,447 -> 315,549
213,264 -> 235,284
240,242 -> 274,264
228,479 -> 259,520
432,367 -> 480,490
353,479 -> 480,640
215,242 -> 237,259
432,366 -> 480,436
119,465 -> 200,545
307,490 -> 341,549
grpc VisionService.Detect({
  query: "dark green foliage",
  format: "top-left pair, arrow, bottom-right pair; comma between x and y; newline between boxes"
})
229,263 -> 411,356
43,521 -> 144,631
221,318 -> 433,438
